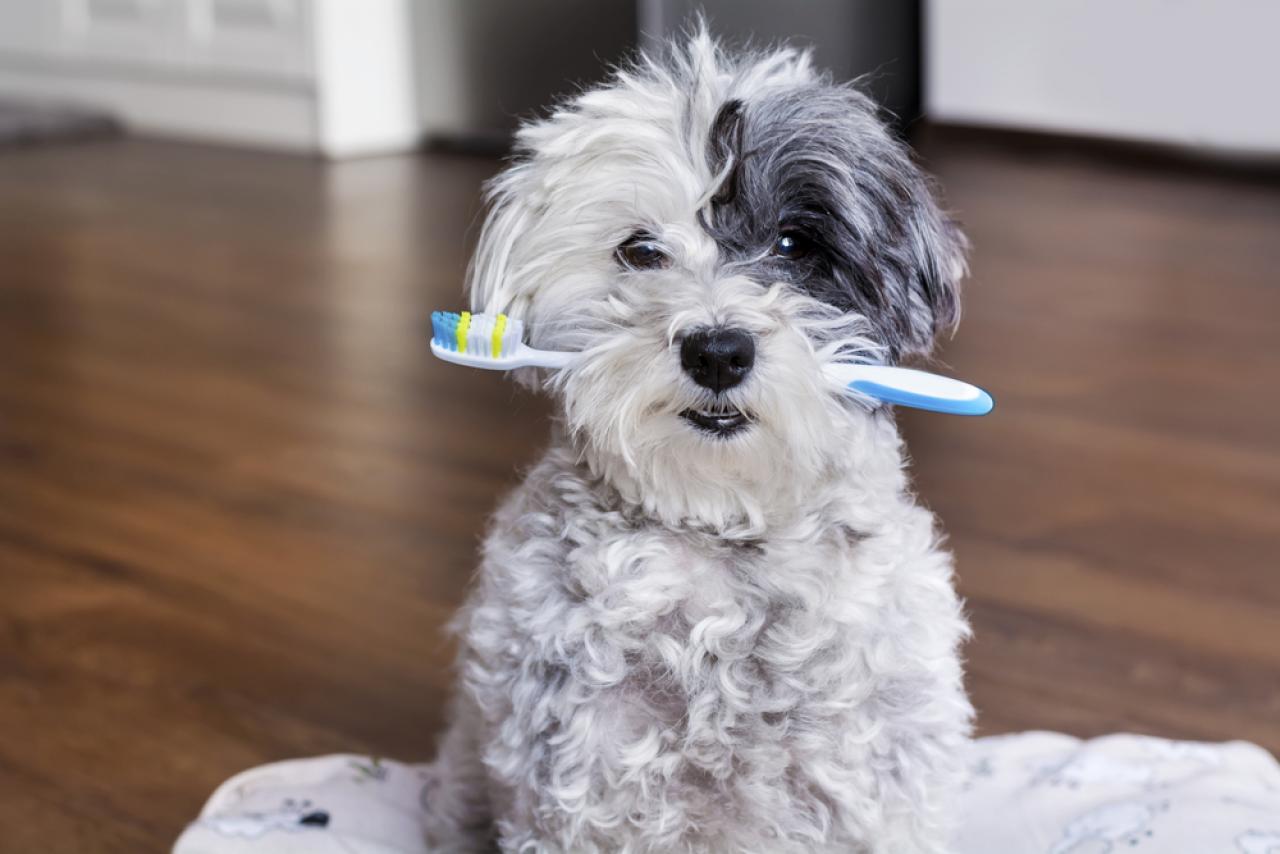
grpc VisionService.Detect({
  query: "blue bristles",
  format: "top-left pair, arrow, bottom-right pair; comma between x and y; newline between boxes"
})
431,311 -> 462,351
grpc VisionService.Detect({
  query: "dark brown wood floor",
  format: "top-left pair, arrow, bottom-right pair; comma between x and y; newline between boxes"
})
1,132 -> 1277,851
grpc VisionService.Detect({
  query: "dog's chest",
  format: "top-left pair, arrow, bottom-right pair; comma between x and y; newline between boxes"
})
565,525 -> 866,730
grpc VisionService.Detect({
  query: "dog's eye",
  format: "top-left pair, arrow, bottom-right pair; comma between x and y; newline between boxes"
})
616,233 -> 671,270
772,230 -> 811,260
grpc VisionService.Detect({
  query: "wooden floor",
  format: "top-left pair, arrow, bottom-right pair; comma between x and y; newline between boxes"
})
1,132 -> 1278,851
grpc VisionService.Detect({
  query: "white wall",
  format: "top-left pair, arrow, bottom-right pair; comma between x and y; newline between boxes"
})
926,0 -> 1280,154
0,0 -> 423,157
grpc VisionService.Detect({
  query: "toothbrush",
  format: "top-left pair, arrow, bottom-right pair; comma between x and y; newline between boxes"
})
430,311 -> 993,416
431,310 -> 575,370
822,362 -> 993,416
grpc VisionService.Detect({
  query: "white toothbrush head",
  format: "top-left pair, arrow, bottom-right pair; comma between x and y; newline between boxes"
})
429,311 -> 573,371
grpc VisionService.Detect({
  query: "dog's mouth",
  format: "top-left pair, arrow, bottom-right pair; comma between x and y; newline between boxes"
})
680,405 -> 752,437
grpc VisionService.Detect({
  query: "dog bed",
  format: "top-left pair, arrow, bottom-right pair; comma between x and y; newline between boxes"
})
173,731 -> 1280,853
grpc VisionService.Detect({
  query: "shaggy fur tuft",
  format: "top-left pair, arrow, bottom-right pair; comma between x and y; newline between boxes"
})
423,28 -> 974,853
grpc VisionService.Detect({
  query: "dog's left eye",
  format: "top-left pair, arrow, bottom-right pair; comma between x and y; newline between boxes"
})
772,230 -> 812,260
616,233 -> 671,270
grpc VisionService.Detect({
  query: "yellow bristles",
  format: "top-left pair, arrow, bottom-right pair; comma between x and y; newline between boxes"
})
456,311 -> 471,352
492,314 -> 508,357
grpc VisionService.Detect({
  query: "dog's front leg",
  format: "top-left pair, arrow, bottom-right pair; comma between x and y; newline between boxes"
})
422,694 -> 496,853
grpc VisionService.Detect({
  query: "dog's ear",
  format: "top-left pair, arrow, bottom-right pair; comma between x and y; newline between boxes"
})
466,164 -> 557,392
834,108 -> 968,361
466,166 -> 536,319
895,185 -> 967,359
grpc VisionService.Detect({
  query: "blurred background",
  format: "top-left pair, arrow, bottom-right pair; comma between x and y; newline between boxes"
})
1,1 -> 1277,850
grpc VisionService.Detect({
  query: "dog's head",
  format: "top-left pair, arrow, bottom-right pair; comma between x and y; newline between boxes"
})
468,32 -> 966,527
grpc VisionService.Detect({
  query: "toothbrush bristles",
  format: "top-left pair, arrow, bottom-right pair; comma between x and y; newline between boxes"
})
431,311 -> 524,358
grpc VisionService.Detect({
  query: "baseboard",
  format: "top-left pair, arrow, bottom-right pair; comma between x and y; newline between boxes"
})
914,121 -> 1280,184
0,60 -> 319,153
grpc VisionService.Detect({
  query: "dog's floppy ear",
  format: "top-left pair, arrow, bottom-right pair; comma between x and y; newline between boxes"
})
843,104 -> 969,360
832,102 -> 968,361
896,184 -> 967,358
466,165 -> 536,319
466,164 -> 558,392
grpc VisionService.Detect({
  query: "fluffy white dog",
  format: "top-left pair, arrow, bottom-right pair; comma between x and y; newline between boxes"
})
423,30 -> 974,854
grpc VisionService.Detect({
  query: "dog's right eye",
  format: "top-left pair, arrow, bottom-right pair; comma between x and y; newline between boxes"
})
616,233 -> 671,270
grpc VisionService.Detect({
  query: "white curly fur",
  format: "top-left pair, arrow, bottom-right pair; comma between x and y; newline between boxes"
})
422,29 -> 974,854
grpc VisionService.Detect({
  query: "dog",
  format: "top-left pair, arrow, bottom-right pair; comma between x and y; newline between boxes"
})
422,29 -> 974,854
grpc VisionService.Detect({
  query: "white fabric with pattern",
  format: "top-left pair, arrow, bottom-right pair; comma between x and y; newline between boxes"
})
173,732 -> 1280,853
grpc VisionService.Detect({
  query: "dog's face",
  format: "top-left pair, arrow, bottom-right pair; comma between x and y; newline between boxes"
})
469,34 -> 966,527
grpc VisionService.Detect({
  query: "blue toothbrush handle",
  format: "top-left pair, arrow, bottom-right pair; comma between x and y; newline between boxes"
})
825,363 -> 994,416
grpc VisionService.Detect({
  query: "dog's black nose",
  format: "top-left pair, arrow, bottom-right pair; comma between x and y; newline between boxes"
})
680,327 -> 755,393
